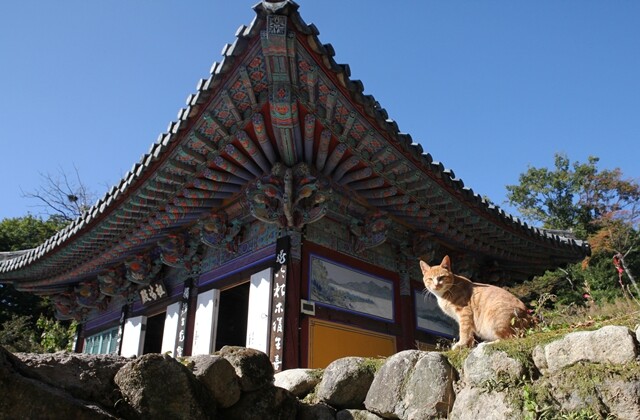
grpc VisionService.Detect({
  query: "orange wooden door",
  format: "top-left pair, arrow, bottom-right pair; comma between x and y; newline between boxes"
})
308,319 -> 396,368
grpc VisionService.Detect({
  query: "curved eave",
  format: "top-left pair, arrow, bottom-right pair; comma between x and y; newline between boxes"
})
0,0 -> 589,290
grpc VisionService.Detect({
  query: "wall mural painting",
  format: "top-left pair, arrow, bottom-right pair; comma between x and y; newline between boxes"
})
413,290 -> 457,338
309,255 -> 394,321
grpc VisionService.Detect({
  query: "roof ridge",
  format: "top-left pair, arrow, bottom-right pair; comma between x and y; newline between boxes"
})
0,1 -> 590,282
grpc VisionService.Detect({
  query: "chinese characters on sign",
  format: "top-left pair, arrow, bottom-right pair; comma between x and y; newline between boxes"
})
174,280 -> 192,358
138,280 -> 167,305
269,236 -> 289,372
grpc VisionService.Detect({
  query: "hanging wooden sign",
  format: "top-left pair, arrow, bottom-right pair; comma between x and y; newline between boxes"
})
269,236 -> 289,372
138,279 -> 168,305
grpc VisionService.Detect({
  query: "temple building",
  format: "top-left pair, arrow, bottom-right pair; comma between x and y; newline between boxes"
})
0,1 -> 588,370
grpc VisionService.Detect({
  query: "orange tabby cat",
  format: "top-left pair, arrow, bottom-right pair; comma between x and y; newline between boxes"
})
420,255 -> 532,349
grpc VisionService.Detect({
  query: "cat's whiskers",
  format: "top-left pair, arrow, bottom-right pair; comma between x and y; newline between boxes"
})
421,288 -> 433,299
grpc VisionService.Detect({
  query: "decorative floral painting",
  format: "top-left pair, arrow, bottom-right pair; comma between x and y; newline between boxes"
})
309,255 -> 394,321
414,290 -> 457,337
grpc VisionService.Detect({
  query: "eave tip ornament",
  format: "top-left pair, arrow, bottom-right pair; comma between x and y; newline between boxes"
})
259,1 -> 298,12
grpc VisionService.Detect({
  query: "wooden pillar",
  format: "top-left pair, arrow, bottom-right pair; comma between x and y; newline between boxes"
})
268,230 -> 302,371
174,278 -> 196,357
399,295 -> 416,351
269,236 -> 289,372
73,323 -> 84,353
185,279 -> 199,357
398,248 -> 416,351
284,230 -> 302,369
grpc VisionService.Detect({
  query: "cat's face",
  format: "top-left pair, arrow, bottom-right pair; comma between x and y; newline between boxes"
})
420,256 -> 455,296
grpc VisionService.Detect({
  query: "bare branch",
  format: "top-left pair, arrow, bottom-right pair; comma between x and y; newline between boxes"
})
20,166 -> 96,221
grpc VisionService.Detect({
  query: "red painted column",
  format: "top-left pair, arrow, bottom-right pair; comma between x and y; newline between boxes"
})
398,249 -> 416,351
400,294 -> 416,351
283,231 -> 302,370
284,254 -> 301,369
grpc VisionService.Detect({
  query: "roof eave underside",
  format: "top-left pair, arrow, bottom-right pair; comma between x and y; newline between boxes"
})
0,0 -> 589,290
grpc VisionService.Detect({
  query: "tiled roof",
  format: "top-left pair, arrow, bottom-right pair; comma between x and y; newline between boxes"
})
0,249 -> 33,263
0,1 -> 589,293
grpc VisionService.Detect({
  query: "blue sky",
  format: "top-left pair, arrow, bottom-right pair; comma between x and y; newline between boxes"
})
1,1 -> 638,223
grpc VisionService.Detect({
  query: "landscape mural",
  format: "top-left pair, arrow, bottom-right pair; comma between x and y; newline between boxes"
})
310,255 -> 394,321
414,291 -> 457,337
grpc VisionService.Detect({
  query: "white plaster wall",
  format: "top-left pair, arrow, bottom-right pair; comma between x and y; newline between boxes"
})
160,302 -> 181,356
191,289 -> 220,355
246,267 -> 273,354
120,315 -> 146,357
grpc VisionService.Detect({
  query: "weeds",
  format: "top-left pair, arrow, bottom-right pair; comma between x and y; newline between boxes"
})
437,297 -> 640,419
522,381 -> 555,420
537,298 -> 640,332
359,357 -> 386,376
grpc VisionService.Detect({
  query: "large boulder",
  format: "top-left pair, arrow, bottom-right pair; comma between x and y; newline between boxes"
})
9,322 -> 640,419
539,364 -> 640,417
533,326 -> 637,373
1,346 -> 116,419
217,345 -> 274,392
365,350 -> 455,419
540,367 -> 604,414
219,384 -> 298,420
452,344 -> 526,419
15,350 -> 128,409
599,380 -> 640,420
316,357 -> 376,409
449,387 -> 522,420
114,353 -> 216,419
462,343 -> 525,387
336,409 -> 383,419
297,402 -> 337,419
275,368 -> 322,398
190,354 -> 242,408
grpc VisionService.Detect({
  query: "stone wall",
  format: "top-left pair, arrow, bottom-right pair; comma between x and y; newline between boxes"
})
2,325 -> 639,419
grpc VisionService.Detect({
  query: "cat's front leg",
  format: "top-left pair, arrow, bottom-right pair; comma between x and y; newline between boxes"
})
451,341 -> 464,350
451,336 -> 475,350
452,310 -> 476,349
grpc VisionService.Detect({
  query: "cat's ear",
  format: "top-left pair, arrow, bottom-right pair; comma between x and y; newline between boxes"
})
441,255 -> 451,271
419,260 -> 430,274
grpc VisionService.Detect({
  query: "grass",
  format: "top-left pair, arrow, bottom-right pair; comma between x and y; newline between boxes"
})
515,360 -> 640,419
438,297 -> 640,419
477,298 -> 640,371
359,357 -> 386,376
540,298 -> 640,330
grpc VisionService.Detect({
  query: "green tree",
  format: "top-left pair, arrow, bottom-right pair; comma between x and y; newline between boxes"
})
506,154 -> 640,306
506,153 -> 640,239
2,166 -> 93,352
0,215 -> 75,352
37,315 -> 77,352
0,214 -> 67,251
0,314 -> 40,352
0,215 -> 67,325
589,217 -> 640,298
